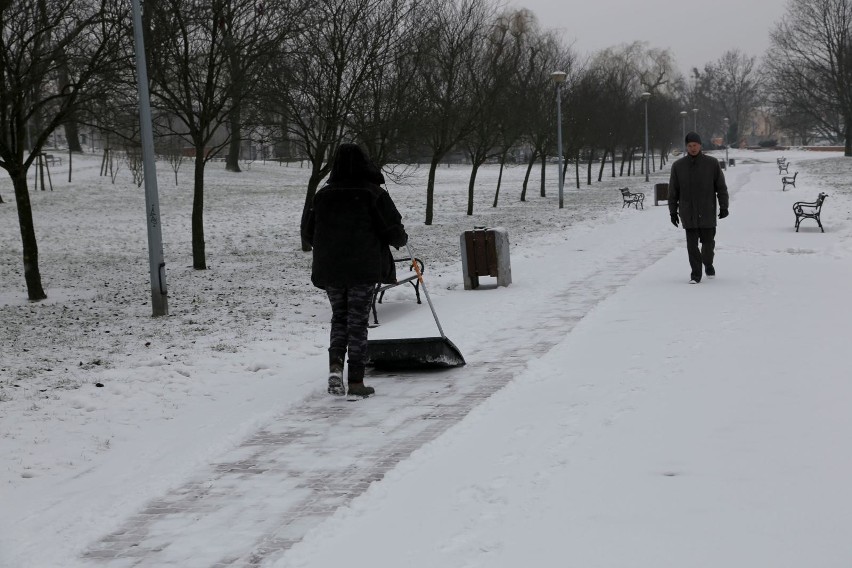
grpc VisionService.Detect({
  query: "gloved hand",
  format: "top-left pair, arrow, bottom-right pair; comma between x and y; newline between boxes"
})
719,208 -> 729,219
670,213 -> 679,227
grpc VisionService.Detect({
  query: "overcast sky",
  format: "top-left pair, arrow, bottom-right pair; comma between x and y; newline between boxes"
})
516,0 -> 783,76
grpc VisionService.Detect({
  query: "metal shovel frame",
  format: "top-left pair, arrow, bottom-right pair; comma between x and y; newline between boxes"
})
366,243 -> 466,370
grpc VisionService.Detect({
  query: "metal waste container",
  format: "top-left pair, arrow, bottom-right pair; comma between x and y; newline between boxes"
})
719,159 -> 727,170
460,227 -> 511,290
654,183 -> 669,206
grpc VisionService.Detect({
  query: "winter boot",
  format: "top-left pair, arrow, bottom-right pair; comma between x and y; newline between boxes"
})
347,365 -> 374,398
328,349 -> 345,396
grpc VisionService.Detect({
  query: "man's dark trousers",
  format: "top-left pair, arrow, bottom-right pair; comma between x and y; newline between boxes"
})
684,227 -> 715,281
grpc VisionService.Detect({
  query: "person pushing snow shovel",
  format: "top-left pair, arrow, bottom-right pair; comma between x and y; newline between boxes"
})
301,143 -> 408,398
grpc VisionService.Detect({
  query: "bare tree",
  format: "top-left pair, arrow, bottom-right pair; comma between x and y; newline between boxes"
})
489,12 -> 543,207
460,10 -> 529,215
144,0 -> 303,269
0,0 -> 126,300
412,0 -> 493,224
345,0 -> 426,169
693,49 -> 761,145
125,146 -> 144,187
764,0 -> 852,154
268,0 -> 418,248
517,29 -> 566,200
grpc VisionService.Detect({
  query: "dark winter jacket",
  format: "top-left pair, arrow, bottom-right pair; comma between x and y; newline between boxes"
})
301,181 -> 407,289
668,151 -> 729,228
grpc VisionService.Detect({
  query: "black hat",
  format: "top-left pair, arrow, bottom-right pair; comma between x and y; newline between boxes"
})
685,131 -> 702,145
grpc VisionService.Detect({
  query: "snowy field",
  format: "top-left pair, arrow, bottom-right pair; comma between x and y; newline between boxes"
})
1,147 -> 851,567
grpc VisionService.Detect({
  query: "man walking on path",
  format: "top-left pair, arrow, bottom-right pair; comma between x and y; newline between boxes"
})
668,132 -> 729,283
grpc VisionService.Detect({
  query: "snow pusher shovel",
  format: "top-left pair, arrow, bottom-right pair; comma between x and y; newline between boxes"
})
366,243 -> 466,370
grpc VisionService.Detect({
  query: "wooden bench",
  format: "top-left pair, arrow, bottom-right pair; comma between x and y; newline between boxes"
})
619,187 -> 644,209
38,153 -> 62,166
793,192 -> 827,232
778,161 -> 789,174
782,171 -> 798,190
777,157 -> 786,166
370,256 -> 424,325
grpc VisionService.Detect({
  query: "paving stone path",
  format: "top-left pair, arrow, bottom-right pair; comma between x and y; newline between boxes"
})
82,236 -> 677,567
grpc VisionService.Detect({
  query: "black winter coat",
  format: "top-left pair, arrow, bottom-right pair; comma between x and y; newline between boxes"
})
668,152 -> 729,228
301,181 -> 407,289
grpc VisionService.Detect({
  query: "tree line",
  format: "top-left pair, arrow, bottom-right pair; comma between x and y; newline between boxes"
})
1,0 -> 849,301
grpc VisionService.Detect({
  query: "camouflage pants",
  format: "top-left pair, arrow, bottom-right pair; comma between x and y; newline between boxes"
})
326,284 -> 375,372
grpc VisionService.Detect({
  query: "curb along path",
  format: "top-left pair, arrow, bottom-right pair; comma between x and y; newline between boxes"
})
82,226 -> 679,567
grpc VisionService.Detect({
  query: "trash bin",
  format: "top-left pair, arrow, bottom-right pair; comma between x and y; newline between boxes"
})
654,183 -> 669,206
460,227 -> 511,290
729,158 -> 735,167
719,159 -> 727,170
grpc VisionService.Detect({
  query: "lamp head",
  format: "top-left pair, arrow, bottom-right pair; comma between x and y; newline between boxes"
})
550,71 -> 567,84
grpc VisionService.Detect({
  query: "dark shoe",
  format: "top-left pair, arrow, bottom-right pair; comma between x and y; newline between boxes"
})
705,265 -> 715,278
347,382 -> 375,398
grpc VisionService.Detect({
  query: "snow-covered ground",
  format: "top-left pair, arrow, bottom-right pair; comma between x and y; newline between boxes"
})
1,147 -> 851,567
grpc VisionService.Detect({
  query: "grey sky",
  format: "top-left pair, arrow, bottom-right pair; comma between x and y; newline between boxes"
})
517,0 -> 783,75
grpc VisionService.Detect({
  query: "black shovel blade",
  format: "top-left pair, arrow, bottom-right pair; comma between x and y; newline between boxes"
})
366,337 -> 466,370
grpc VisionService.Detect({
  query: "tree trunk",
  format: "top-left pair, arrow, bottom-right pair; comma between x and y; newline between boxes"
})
521,149 -> 537,202
226,104 -> 242,172
597,148 -> 608,182
54,56 -> 84,151
586,149 -> 594,185
191,154 -> 207,269
492,151 -> 507,208
63,120 -> 82,152
575,149 -> 580,188
845,116 -> 852,157
225,26 -> 242,173
467,162 -> 480,216
539,152 -> 546,197
620,148 -> 627,176
12,169 -> 47,300
425,155 -> 440,225
611,147 -> 616,177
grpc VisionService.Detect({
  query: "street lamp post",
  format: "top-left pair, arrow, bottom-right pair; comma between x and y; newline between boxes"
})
692,107 -> 698,132
641,92 -> 651,182
680,110 -> 688,154
724,117 -> 730,166
551,70 -> 568,209
131,0 -> 168,316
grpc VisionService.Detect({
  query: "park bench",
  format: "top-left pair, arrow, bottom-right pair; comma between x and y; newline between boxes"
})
38,153 -> 62,166
777,157 -> 786,166
619,187 -> 644,209
782,171 -> 798,190
370,256 -> 424,325
778,161 -> 789,174
793,192 -> 828,233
